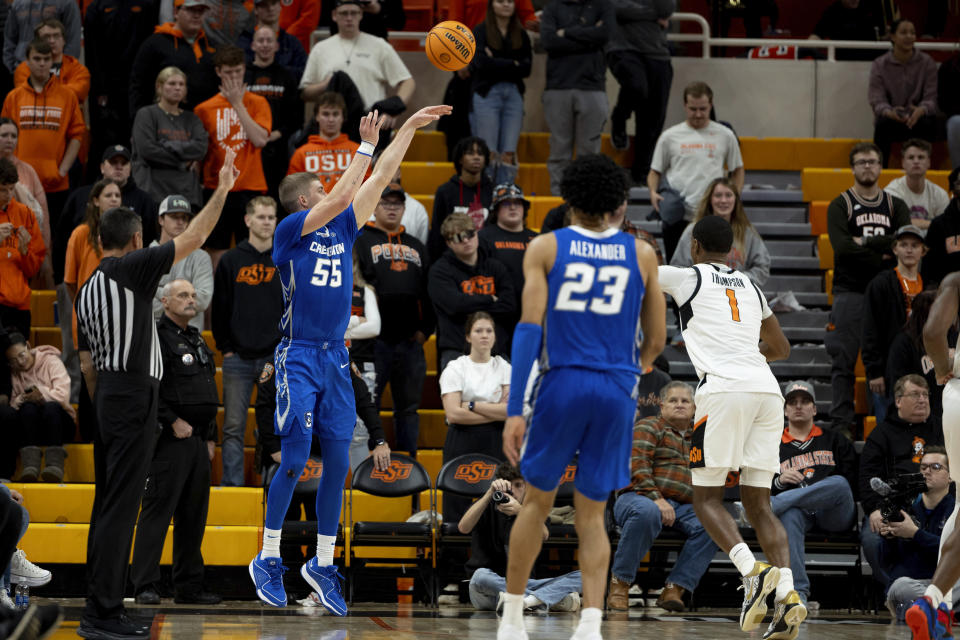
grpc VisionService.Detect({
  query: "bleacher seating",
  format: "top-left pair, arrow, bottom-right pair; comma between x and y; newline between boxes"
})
13,131 -> 901,605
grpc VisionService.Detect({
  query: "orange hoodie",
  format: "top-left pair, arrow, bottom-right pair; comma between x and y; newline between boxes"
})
14,55 -> 91,103
0,199 -> 45,310
1,76 -> 85,193
287,134 -> 370,193
280,0 -> 321,53
195,91 -> 272,191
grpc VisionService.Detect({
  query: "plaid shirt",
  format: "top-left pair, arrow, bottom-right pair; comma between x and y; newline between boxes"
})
625,415 -> 693,503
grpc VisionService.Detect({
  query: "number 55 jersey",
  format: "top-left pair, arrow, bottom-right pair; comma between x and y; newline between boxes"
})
543,226 -> 646,376
658,263 -> 780,395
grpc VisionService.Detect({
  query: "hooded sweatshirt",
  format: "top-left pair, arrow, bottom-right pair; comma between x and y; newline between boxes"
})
279,0 -> 321,52
211,240 -> 283,359
3,0 -> 81,72
287,134 -> 363,194
131,104 -> 208,209
606,0 -> 674,58
355,222 -> 435,344
429,174 -> 493,262
427,250 -> 517,354
129,22 -> 218,113
0,199 -> 45,310
10,345 -> 75,419
14,54 -> 90,102
773,425 -> 858,496
0,75 -> 84,193
859,412 -> 944,514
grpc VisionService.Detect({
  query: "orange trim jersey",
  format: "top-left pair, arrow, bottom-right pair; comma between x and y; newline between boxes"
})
14,55 -> 91,102
1,77 -> 85,193
0,199 -> 46,309
287,134 -> 370,193
194,92 -> 272,191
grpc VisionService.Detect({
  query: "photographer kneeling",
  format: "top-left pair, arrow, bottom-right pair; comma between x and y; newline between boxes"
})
459,462 -> 582,612
881,447 -> 955,620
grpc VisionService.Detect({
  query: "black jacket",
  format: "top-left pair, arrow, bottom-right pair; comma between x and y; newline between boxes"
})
938,53 -> 960,117
541,204 -> 570,233
921,198 -> 960,287
882,492 -> 956,585
355,223 -> 435,343
84,0 -> 160,107
237,27 -> 307,81
862,268 -> 914,381
66,178 -> 158,235
773,425 -> 858,497
429,175 -> 493,261
470,24 -> 532,97
859,413 -> 944,514
129,27 -> 218,113
211,240 -> 283,359
427,251 -> 517,355
540,0 -> 614,91
886,332 -> 943,417
156,315 -> 219,441
478,224 -> 538,299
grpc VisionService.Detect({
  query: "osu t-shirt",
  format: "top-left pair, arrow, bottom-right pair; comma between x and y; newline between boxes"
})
194,92 -> 272,191
287,133 -> 370,193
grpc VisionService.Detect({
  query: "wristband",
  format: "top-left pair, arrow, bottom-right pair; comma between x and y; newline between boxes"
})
468,401 -> 475,412
507,322 -> 543,417
358,141 -> 375,157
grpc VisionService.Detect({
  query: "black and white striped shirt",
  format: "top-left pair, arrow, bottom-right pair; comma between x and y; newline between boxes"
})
76,243 -> 176,380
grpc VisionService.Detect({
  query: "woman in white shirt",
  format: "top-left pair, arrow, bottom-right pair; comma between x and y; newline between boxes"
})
439,311 -> 511,522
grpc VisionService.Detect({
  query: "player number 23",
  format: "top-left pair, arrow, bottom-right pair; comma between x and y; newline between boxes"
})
555,263 -> 629,315
310,258 -> 342,288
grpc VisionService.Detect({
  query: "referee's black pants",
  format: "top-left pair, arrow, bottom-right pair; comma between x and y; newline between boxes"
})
84,373 -> 159,621
130,435 -> 211,596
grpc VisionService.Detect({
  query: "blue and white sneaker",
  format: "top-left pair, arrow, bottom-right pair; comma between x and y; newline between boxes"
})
301,558 -> 347,616
249,553 -> 288,607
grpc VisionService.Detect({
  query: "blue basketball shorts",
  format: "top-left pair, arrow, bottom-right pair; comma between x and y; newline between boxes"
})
521,366 -> 638,501
274,338 -> 356,442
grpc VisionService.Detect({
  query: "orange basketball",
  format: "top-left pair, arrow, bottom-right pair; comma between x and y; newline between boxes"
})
425,21 -> 476,72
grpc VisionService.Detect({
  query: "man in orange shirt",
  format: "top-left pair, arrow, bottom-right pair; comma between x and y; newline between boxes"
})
194,44 -> 272,267
0,157 -> 45,337
13,19 -> 90,103
288,91 -> 370,194
1,38 -> 84,261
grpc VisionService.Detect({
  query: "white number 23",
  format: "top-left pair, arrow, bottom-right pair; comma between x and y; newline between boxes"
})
310,258 -> 342,288
555,263 -> 629,315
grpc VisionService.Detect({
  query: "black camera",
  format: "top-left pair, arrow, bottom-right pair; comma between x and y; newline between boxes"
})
872,473 -> 928,523
492,490 -> 511,505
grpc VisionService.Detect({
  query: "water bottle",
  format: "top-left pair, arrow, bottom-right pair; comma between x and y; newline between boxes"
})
20,585 -> 29,609
14,584 -> 23,609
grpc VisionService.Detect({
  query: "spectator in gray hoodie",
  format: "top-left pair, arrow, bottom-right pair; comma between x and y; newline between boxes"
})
3,0 -> 80,73
540,0 -> 615,196
606,0 -> 674,184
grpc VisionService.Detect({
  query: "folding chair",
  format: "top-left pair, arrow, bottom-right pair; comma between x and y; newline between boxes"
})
347,454 -> 436,604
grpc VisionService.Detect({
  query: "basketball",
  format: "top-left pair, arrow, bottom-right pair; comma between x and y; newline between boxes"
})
425,21 -> 476,72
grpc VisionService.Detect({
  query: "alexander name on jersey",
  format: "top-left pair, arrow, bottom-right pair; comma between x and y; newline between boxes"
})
568,239 -> 627,261
710,271 -> 746,288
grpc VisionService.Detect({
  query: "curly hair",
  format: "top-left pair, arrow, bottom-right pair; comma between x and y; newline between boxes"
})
559,154 -> 627,219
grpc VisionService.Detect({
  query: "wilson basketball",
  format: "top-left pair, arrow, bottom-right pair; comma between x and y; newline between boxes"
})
425,21 -> 476,72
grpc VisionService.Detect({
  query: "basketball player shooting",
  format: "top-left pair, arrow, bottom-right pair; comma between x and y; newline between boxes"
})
248,104 -> 452,614
658,216 -> 803,640
498,154 -> 666,640
903,272 -> 960,640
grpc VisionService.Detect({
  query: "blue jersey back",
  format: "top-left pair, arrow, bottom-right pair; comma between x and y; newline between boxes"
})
273,205 -> 360,342
543,226 -> 645,374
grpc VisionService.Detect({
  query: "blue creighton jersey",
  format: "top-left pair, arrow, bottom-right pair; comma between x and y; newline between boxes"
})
273,205 -> 360,342
543,226 -> 645,374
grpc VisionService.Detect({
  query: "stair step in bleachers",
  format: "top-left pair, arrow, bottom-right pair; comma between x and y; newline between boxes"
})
765,274 -> 824,292
770,256 -> 821,270
29,290 -> 56,327
766,240 -> 817,256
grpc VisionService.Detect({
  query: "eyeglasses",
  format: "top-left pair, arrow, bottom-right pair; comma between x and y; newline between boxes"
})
446,229 -> 476,244
899,391 -> 930,400
853,159 -> 880,167
920,462 -> 947,472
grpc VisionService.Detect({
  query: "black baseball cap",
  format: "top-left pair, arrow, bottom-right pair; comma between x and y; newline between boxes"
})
381,183 -> 405,199
102,145 -> 131,163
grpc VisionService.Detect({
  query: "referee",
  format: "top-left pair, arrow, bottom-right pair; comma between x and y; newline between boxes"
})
75,151 -> 238,640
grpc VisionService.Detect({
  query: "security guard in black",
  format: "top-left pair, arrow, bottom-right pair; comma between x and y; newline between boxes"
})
129,279 -> 221,604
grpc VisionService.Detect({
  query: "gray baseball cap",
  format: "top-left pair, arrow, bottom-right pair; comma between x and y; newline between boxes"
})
784,380 -> 816,403
159,195 -> 193,217
895,224 -> 926,243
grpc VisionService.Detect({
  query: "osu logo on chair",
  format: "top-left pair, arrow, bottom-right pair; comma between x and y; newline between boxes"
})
454,461 -> 497,483
371,461 -> 413,483
299,458 -> 323,482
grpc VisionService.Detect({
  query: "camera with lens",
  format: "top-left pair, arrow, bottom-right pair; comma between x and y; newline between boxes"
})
492,490 -> 512,505
874,473 -> 928,523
